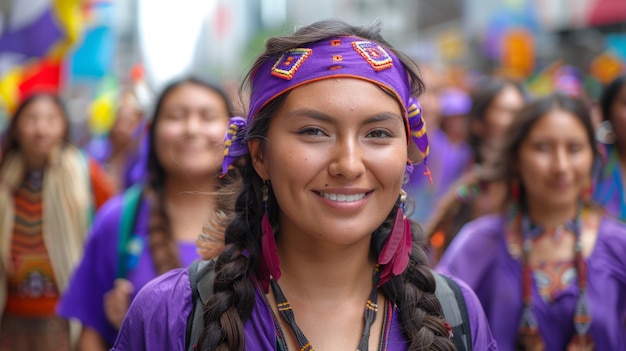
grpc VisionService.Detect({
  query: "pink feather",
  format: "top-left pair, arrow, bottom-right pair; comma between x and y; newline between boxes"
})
261,212 -> 281,286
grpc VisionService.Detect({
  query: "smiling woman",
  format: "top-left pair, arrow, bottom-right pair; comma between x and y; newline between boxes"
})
437,93 -> 626,351
0,93 -> 114,351
57,77 -> 232,350
112,19 -> 497,351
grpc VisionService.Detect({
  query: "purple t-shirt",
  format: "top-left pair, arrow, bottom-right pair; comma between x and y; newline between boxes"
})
57,193 -> 199,346
437,214 -> 626,351
111,265 -> 497,350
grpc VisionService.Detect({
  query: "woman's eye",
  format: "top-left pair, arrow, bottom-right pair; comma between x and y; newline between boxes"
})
297,128 -> 325,136
568,143 -> 584,153
367,129 -> 392,138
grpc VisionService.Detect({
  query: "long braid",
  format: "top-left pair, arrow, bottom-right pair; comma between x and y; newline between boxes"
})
376,207 -> 457,350
146,186 -> 182,275
197,155 -> 271,350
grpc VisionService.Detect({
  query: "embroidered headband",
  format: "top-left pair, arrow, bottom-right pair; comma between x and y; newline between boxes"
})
222,35 -> 429,174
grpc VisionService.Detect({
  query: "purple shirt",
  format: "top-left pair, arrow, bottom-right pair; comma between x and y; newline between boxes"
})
437,214 -> 626,351
57,194 -> 199,346
112,265 -> 497,350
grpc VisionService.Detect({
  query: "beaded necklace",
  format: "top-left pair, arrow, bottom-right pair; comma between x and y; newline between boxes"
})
270,270 -> 379,351
515,205 -> 593,349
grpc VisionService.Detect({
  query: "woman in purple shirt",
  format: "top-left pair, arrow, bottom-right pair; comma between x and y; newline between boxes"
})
58,77 -> 232,349
113,19 -> 496,351
438,93 -> 626,350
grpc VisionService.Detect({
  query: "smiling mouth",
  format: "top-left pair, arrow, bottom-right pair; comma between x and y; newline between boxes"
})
318,192 -> 368,202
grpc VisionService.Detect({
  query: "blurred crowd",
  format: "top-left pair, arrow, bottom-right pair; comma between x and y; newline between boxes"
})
0,17 -> 625,351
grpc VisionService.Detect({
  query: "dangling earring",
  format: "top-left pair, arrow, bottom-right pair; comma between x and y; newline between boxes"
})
378,189 -> 412,287
582,179 -> 593,204
259,182 -> 281,293
509,178 -> 521,217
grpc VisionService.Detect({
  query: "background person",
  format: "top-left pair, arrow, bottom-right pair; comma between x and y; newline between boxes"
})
58,77 -> 232,350
0,93 -> 114,351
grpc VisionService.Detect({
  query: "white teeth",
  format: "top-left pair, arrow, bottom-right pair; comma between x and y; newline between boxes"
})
321,192 -> 366,202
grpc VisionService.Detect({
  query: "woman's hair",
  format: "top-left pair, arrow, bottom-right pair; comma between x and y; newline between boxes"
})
495,92 -> 600,205
467,76 -> 524,165
145,77 -> 233,275
197,19 -> 455,351
599,73 -> 626,123
1,93 -> 70,161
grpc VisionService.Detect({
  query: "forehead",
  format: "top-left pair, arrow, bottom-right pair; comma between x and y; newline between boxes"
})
525,109 -> 587,139
281,78 -> 403,113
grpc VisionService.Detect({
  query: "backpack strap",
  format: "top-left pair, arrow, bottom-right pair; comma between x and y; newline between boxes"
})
116,183 -> 144,279
433,271 -> 473,351
186,259 -> 215,351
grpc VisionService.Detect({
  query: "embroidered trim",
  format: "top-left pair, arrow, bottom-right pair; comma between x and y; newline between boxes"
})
271,48 -> 313,80
352,41 -> 393,71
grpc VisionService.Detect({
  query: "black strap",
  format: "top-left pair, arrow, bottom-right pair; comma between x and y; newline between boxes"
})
186,260 -> 215,351
433,271 -> 473,351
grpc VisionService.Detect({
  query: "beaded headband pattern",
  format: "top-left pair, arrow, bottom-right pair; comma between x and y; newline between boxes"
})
222,36 -> 429,174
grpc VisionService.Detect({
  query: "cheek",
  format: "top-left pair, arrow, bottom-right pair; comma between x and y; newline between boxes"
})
202,121 -> 229,141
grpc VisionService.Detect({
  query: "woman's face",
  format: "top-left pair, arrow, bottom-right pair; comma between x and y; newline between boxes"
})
518,109 -> 593,211
14,96 -> 67,166
154,83 -> 230,179
110,94 -> 143,147
251,78 -> 408,247
610,83 -> 626,144
483,85 -> 525,147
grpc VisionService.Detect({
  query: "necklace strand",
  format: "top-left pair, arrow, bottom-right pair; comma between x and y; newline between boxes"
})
270,270 -> 379,351
517,205 -> 592,348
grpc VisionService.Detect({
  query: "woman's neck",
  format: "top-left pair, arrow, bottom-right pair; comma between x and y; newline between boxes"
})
161,176 -> 217,242
525,199 -> 578,228
276,235 -> 375,300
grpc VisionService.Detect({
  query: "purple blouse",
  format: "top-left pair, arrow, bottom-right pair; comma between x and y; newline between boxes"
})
437,214 -> 626,351
57,194 -> 199,346
111,265 -> 497,350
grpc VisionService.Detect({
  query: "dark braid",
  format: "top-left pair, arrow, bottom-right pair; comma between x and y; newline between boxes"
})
197,152 -> 274,350
198,19 -> 455,350
146,186 -> 181,275
373,207 -> 457,350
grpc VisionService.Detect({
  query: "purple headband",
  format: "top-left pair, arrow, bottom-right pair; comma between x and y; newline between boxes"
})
222,35 -> 429,174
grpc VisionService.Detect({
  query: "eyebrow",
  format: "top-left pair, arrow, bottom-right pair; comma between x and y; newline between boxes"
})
284,108 -> 403,125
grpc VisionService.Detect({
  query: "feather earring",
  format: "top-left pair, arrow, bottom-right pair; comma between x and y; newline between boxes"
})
259,182 -> 281,293
378,190 -> 412,287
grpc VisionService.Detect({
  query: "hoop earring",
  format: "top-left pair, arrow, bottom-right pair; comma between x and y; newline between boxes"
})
259,182 -> 281,293
596,120 -> 615,144
378,189 -> 412,287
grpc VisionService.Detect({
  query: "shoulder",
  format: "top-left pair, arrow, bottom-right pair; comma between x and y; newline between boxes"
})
591,216 -> 626,275
441,214 -> 505,258
90,194 -> 126,229
113,267 -> 193,349
442,274 -> 498,351
436,214 -> 505,286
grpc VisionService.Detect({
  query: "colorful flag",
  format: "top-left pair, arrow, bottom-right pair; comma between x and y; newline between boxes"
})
0,0 -> 83,113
